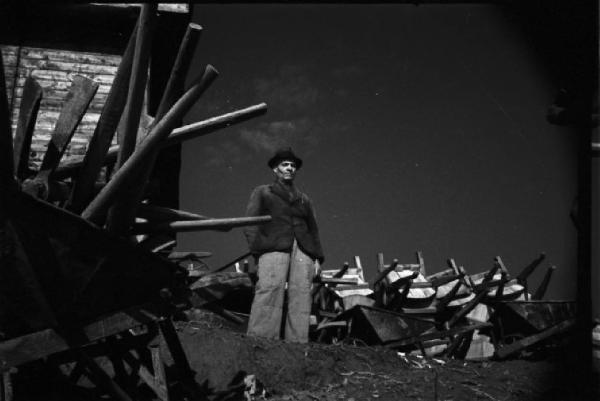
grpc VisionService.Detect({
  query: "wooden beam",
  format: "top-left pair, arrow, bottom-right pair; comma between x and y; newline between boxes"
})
13,77 -> 42,180
67,20 -> 138,214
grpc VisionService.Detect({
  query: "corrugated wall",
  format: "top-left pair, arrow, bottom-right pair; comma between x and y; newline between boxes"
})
1,45 -> 121,166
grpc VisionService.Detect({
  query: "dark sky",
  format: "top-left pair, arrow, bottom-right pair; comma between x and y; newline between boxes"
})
176,4 -> 579,299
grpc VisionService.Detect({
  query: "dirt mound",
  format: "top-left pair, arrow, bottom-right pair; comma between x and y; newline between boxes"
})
173,310 -> 591,401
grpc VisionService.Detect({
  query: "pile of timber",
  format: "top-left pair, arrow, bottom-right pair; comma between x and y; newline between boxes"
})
309,252 -> 576,361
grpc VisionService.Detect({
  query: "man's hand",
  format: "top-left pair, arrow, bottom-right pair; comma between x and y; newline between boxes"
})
314,259 -> 322,277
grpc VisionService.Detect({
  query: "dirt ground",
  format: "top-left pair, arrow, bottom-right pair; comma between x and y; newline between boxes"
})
8,309 -> 598,401
174,310 -> 598,401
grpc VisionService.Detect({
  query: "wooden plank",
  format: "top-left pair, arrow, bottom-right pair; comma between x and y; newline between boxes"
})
37,75 -> 99,173
10,76 -> 113,94
16,47 -> 121,66
13,77 -> 42,179
82,65 -> 219,224
67,22 -> 138,214
21,75 -> 98,199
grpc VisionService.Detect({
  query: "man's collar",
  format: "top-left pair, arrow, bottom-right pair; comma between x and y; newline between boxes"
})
270,180 -> 301,203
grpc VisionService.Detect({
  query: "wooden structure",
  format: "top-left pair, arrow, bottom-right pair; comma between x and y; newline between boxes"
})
0,3 -> 270,400
1,3 -> 190,211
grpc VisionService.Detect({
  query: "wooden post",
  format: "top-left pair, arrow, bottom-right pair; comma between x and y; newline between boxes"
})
416,251 -> 426,276
67,20 -> 138,214
107,4 -> 157,233
13,77 -> 42,180
81,65 -> 219,224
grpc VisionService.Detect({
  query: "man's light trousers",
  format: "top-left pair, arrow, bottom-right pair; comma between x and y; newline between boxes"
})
247,240 -> 315,343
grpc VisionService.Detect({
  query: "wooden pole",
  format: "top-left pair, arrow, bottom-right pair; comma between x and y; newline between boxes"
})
515,252 -> 546,285
13,77 -> 42,180
372,259 -> 399,287
164,102 -> 268,146
106,4 -> 157,233
107,21 -> 202,235
137,204 -> 209,222
115,4 -> 156,169
54,103 -> 267,179
67,20 -> 138,214
131,215 -> 272,234
154,23 -> 203,121
532,265 -> 556,300
81,65 -> 219,224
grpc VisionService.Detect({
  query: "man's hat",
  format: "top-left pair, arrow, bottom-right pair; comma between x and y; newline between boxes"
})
267,147 -> 303,169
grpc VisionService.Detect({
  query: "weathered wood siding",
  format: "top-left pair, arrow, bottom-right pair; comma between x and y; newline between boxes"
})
1,45 -> 121,165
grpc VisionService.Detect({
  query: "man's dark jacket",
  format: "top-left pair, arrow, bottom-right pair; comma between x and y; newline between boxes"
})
244,181 -> 324,263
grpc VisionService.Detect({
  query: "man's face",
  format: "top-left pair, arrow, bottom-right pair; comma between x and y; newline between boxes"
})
273,160 -> 297,182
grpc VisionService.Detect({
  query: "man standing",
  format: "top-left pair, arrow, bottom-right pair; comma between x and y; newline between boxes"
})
244,147 -> 324,343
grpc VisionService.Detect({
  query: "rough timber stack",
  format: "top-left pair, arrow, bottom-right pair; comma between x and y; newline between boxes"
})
0,2 -> 189,210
